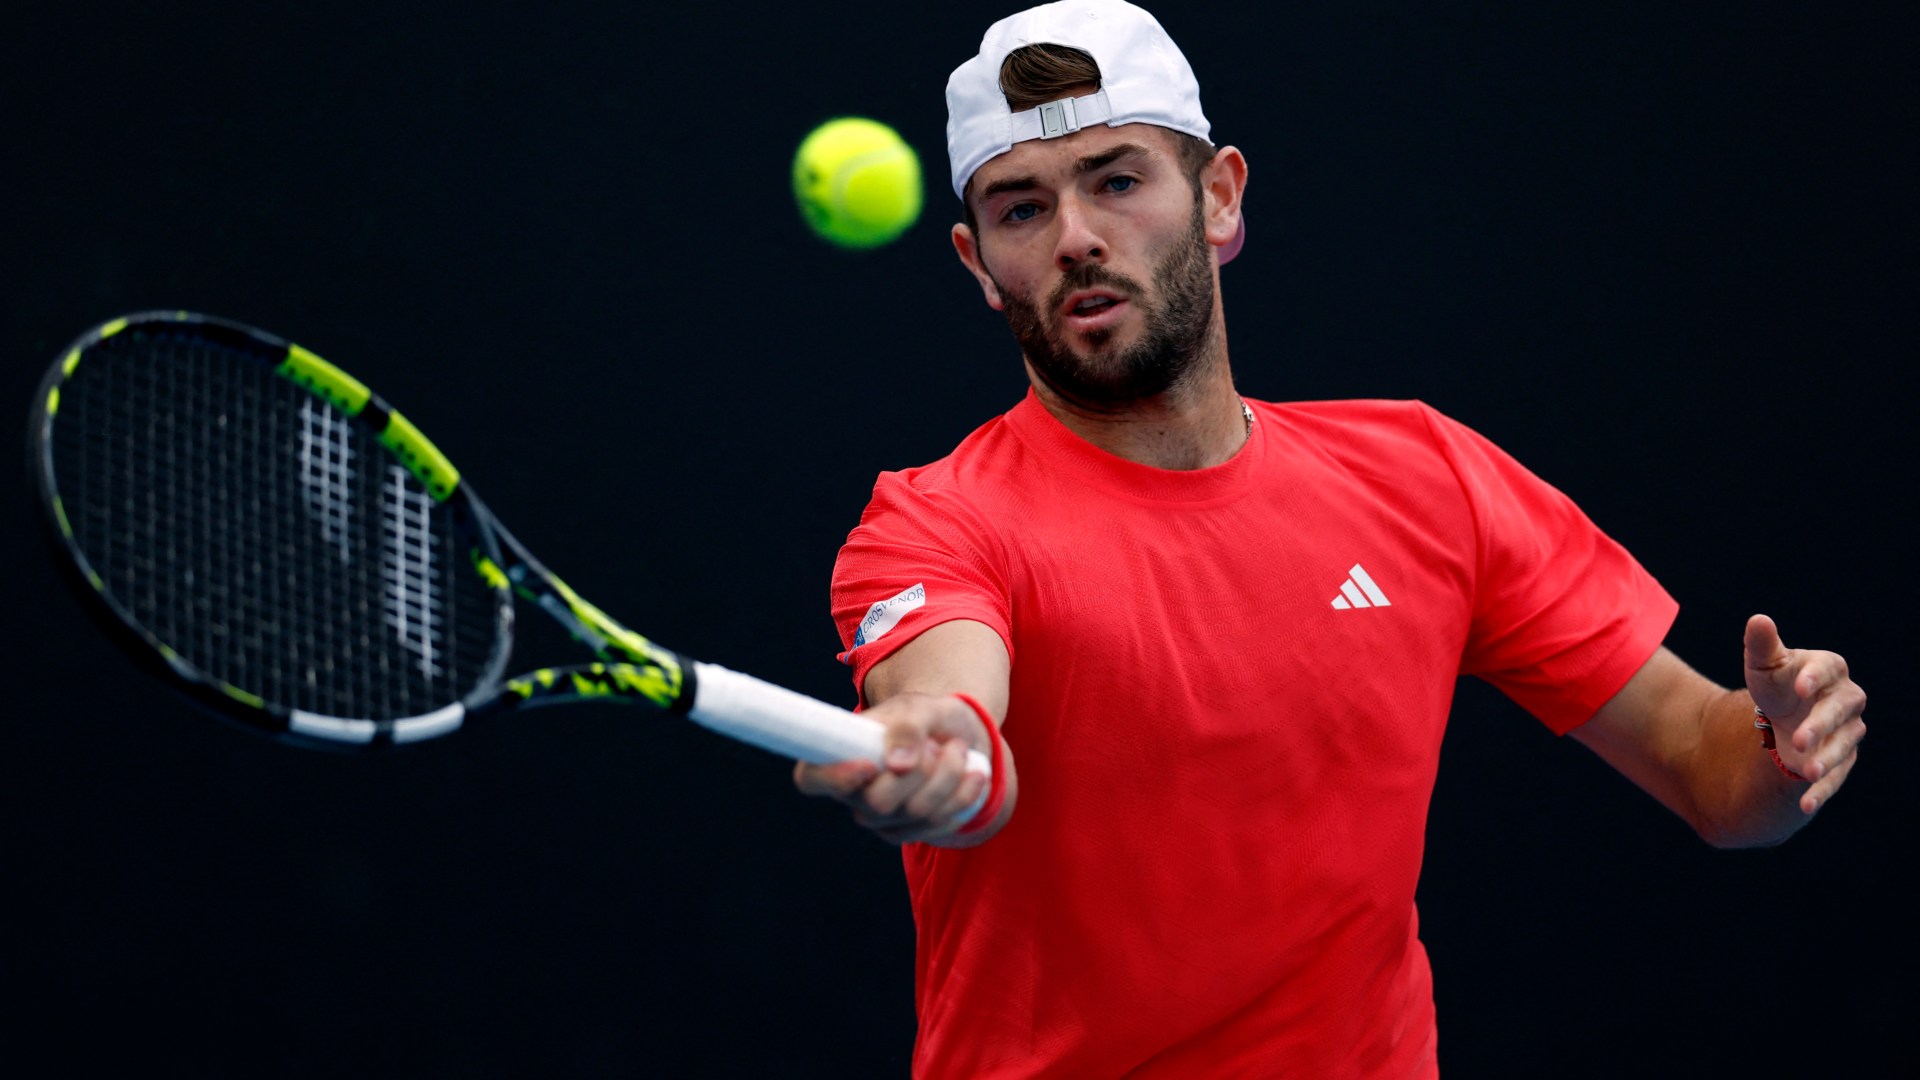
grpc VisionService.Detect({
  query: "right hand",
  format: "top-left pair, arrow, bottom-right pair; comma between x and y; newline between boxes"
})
793,692 -> 991,845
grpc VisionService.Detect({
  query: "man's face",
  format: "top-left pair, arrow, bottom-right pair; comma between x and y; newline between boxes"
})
958,124 -> 1219,409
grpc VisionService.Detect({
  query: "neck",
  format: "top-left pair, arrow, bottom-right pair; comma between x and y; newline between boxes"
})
1025,328 -> 1246,470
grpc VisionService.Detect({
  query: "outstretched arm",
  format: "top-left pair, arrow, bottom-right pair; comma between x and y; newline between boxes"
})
1572,615 -> 1867,848
793,619 -> 1016,847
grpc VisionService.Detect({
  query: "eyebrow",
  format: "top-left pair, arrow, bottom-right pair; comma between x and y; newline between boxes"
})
1073,142 -> 1151,176
977,142 -> 1155,203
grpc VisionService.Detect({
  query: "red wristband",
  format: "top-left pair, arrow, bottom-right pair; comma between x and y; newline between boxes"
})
1753,707 -> 1809,783
952,693 -> 1007,835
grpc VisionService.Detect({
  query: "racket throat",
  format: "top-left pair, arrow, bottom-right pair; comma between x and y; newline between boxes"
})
503,661 -> 698,714
499,552 -> 693,709
533,589 -> 612,653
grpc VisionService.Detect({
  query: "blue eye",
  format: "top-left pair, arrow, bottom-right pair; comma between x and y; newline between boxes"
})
1005,203 -> 1039,223
1106,175 -> 1137,193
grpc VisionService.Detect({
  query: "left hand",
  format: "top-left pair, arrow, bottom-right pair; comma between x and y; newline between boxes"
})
1744,613 -> 1868,814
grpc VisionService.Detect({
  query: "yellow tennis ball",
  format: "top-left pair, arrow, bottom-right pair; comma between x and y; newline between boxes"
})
793,117 -> 923,249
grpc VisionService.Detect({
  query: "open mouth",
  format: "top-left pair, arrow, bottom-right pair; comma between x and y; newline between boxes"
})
1060,291 -> 1129,328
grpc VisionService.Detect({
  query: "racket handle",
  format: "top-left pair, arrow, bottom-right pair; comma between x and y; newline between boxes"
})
687,662 -> 993,813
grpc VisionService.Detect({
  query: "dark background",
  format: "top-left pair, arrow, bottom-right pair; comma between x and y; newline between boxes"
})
4,1 -> 1912,1075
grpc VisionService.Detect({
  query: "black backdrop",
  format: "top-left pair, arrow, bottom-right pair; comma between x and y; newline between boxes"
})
5,2 -> 1912,1076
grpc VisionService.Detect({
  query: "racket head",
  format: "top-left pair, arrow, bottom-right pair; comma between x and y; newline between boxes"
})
29,311 -> 516,748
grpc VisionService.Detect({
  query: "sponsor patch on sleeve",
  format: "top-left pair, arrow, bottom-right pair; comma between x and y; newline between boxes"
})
840,583 -> 926,663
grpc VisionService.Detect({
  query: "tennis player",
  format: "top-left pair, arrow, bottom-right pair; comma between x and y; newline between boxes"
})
795,2 -> 1868,1076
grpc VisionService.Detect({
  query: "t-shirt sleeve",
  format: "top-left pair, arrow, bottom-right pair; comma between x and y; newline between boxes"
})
830,469 -> 1013,703
1420,404 -> 1679,734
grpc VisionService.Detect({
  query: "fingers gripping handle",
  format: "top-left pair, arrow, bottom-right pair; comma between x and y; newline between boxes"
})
687,662 -> 993,821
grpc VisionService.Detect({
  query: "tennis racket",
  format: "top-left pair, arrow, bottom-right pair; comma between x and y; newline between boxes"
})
29,311 -> 988,790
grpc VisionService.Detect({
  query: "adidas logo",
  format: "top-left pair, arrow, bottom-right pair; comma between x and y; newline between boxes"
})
1330,564 -> 1391,610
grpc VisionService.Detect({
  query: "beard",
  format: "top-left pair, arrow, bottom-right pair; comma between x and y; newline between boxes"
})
996,199 -> 1218,409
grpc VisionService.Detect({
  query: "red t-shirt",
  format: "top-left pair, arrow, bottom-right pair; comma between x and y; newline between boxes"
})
832,391 -> 1677,1079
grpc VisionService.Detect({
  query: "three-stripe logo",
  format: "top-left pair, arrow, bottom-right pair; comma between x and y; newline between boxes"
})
1330,564 -> 1391,610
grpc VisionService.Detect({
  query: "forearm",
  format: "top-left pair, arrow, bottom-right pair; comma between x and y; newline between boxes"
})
1578,647 -> 1814,849
796,619 -> 1018,847
863,621 -> 1018,847
1682,686 -> 1815,849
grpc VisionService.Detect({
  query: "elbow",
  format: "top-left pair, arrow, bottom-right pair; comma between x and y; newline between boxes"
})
1700,826 -> 1785,851
1693,808 -> 1800,851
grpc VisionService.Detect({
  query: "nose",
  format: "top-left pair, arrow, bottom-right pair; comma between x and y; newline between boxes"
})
1053,195 -> 1106,270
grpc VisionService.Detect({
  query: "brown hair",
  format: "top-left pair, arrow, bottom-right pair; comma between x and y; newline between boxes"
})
962,43 -> 1215,234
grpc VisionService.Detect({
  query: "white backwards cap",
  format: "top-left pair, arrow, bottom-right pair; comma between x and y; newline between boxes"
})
945,0 -> 1242,263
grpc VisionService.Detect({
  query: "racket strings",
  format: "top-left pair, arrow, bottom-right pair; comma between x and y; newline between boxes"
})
50,329 -> 501,722
297,397 -> 357,563
380,462 -> 445,681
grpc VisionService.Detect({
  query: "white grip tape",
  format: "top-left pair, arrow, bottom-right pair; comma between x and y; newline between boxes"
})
688,662 -> 993,822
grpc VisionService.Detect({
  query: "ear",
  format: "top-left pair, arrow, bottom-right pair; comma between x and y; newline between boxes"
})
1199,146 -> 1249,254
951,222 -> 1005,311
